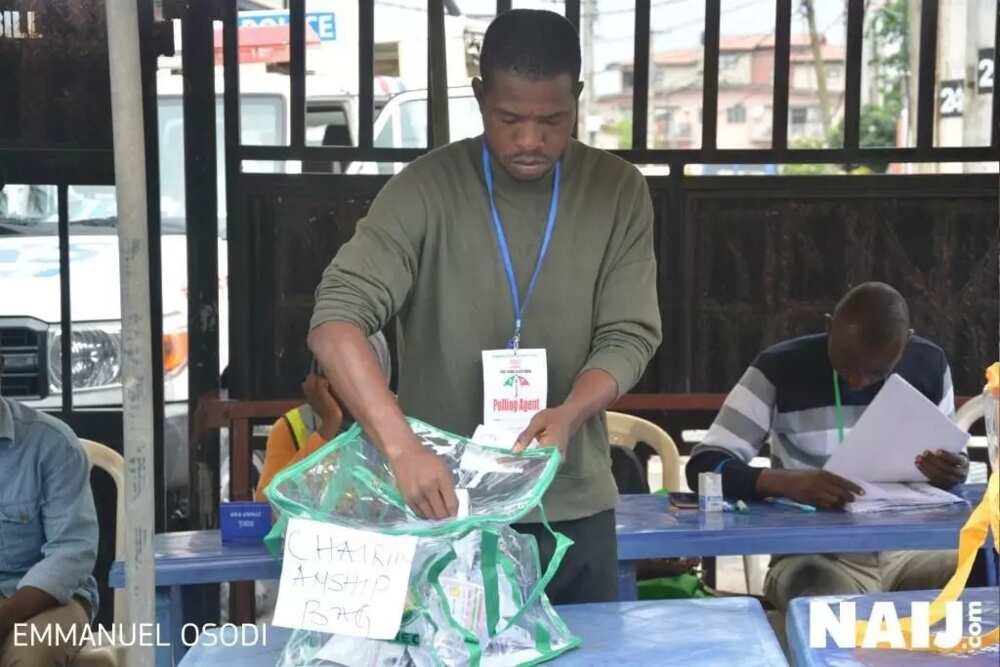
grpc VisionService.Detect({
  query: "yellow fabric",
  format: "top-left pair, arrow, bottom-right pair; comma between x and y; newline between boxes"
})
285,407 -> 310,450
855,469 -> 999,651
986,362 -> 999,393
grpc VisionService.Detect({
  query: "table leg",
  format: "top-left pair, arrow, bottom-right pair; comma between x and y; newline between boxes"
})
153,586 -> 176,667
617,561 -> 638,601
702,556 -> 717,589
985,541 -> 998,587
169,585 -> 187,663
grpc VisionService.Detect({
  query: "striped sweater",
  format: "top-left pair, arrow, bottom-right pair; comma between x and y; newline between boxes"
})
686,334 -> 955,499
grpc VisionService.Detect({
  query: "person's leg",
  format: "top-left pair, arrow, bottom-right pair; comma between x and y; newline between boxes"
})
512,509 -> 618,605
0,598 -> 90,667
880,550 -> 958,592
764,553 -> 881,612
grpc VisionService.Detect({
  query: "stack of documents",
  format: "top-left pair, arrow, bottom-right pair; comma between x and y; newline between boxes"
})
844,480 -> 965,514
823,374 -> 970,513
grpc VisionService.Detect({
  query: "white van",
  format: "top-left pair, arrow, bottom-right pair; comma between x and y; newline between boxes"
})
0,71 -> 301,494
349,86 -> 482,175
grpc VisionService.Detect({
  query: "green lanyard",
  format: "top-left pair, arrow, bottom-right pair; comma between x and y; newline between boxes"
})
832,369 -> 845,444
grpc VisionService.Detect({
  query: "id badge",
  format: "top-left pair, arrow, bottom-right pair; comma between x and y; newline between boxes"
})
482,348 -> 547,424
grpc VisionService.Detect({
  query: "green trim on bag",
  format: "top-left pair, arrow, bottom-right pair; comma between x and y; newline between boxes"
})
518,635 -> 582,667
497,506 -> 573,634
534,622 -> 552,654
264,418 -> 563,539
480,530 -> 501,638
427,548 -> 482,667
263,513 -> 289,558
509,619 -> 582,667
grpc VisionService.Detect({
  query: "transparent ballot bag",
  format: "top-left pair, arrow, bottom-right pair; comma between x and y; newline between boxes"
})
264,418 -> 581,666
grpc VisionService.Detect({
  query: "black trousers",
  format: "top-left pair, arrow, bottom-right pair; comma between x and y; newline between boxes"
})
512,509 -> 618,605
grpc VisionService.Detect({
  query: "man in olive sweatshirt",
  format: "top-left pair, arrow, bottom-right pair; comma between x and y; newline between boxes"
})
308,9 -> 661,603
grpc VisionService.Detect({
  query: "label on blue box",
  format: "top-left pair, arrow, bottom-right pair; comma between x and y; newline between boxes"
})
220,502 -> 273,543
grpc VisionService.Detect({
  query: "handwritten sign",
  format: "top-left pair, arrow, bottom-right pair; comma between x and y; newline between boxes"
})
272,518 -> 417,639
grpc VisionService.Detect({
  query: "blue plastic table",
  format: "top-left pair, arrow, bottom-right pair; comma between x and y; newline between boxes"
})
615,485 -> 994,598
787,587 -> 1000,666
111,487 -> 992,665
177,597 -> 787,666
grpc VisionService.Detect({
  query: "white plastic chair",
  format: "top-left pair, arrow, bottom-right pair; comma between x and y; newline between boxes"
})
955,394 -> 985,432
74,439 -> 126,667
606,411 -> 681,492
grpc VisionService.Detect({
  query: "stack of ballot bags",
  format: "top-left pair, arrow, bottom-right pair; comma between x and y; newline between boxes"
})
262,418 -> 580,666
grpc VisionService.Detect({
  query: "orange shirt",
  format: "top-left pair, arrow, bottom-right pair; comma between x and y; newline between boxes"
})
254,410 -> 328,501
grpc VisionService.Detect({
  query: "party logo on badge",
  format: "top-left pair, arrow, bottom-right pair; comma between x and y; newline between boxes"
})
503,374 -> 530,398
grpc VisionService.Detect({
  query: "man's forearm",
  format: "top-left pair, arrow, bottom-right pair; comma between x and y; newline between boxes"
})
561,368 -> 619,434
307,321 -> 415,462
755,469 -> 792,498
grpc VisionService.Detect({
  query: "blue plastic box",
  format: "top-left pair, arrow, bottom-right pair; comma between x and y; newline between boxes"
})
219,502 -> 273,543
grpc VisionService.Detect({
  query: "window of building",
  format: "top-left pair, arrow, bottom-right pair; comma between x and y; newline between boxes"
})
727,104 -> 747,124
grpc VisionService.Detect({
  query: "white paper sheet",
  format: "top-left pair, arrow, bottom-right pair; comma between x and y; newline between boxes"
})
272,518 -> 417,639
844,481 -> 964,513
455,488 -> 470,519
315,635 -> 406,666
470,423 -> 522,450
824,374 -> 970,483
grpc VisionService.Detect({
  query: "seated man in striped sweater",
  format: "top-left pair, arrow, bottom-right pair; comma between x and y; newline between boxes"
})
686,282 -> 967,611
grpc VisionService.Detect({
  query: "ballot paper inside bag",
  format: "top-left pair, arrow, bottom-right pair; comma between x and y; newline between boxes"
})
265,418 -> 580,666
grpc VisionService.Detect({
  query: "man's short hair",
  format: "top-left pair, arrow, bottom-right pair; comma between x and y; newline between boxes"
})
833,282 -> 911,351
480,9 -> 581,84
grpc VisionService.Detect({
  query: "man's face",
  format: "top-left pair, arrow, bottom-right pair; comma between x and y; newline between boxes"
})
473,69 -> 581,182
827,319 -> 907,390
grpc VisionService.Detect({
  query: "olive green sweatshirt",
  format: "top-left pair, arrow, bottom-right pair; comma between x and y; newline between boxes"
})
311,136 -> 661,521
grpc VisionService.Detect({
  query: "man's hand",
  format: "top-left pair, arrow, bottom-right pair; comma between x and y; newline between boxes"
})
301,374 -> 345,441
916,450 -> 968,489
386,437 -> 459,520
0,589 -> 57,645
757,469 -> 864,509
511,407 -> 577,457
0,608 -> 13,645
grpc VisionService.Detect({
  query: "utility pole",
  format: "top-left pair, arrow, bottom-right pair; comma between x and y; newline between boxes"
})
802,0 -> 833,135
581,0 -> 597,144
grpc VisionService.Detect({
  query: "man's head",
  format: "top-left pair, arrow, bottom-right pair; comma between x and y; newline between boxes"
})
472,9 -> 582,181
827,282 -> 912,390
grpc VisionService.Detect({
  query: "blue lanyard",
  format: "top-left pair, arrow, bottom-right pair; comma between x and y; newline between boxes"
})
481,143 -> 561,351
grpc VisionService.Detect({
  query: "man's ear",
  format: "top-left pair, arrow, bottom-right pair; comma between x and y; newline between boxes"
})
472,77 -> 486,111
574,80 -> 584,100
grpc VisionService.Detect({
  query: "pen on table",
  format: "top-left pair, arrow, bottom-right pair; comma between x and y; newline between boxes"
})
765,497 -> 817,513
722,500 -> 750,513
